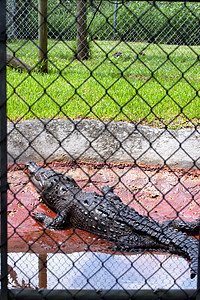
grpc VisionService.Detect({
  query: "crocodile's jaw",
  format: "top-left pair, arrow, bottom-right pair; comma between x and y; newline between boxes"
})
25,161 -> 43,192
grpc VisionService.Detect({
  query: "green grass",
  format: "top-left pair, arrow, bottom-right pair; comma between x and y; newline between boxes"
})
7,40 -> 200,128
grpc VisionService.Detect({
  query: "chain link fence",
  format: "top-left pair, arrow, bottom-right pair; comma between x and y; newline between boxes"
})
6,0 -> 200,44
1,0 -> 200,299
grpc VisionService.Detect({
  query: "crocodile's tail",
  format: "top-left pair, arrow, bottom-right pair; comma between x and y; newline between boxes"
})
148,224 -> 198,278
119,209 -> 199,278
161,227 -> 198,279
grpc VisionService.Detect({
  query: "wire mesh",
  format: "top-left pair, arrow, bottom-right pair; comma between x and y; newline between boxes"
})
2,0 -> 200,299
5,1 -> 200,44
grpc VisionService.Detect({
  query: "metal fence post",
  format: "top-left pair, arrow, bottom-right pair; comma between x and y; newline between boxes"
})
113,1 -> 118,39
197,228 -> 200,299
0,0 -> 7,299
23,0 -> 31,39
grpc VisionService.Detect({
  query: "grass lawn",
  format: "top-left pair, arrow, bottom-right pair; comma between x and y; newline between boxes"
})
7,40 -> 200,128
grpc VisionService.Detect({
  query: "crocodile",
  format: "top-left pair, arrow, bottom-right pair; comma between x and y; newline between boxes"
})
25,161 -> 199,278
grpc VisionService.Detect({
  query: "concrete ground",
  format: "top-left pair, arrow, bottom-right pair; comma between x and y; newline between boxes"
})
8,119 -> 200,168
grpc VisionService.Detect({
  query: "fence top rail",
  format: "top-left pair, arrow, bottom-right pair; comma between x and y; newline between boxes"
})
91,0 -> 200,2
4,289 -> 198,300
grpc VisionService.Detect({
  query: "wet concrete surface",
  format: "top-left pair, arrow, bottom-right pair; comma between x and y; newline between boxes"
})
6,161 -> 200,290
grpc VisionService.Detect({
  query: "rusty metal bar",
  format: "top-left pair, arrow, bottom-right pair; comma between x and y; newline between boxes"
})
38,254 -> 47,289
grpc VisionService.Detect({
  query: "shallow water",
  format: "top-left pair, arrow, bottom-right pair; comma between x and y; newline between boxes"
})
7,251 -> 196,290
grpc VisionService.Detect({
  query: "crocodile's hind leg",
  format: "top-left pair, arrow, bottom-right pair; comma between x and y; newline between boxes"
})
161,219 -> 200,233
32,211 -> 69,229
110,232 -> 180,255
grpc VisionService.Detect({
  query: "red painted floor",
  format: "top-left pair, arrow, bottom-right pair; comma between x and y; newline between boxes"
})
7,162 -> 200,254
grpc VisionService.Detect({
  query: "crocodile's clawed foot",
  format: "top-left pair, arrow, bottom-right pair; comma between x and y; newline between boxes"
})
32,212 -> 55,228
32,212 -> 47,222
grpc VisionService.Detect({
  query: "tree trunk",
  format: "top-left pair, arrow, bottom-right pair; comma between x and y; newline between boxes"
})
77,0 -> 89,60
38,0 -> 48,73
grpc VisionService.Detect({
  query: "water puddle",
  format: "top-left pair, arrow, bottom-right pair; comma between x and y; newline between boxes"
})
7,251 -> 197,290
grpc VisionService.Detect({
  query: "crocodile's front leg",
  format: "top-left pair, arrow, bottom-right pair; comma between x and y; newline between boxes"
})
33,211 -> 69,229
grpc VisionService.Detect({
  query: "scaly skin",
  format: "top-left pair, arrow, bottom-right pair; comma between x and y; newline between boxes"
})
25,161 -> 199,278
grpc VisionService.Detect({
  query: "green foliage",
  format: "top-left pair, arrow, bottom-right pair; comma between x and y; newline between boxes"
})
8,1 -> 200,46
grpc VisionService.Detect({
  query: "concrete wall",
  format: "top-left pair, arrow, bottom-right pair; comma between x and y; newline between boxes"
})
8,119 -> 200,168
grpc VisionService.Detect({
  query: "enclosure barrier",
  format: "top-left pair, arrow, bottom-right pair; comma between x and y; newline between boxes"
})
1,289 -> 199,299
0,0 -> 8,299
1,0 -> 200,299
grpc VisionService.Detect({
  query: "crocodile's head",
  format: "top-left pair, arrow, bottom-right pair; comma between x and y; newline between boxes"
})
25,161 -> 41,175
25,161 -> 45,192
25,161 -> 58,193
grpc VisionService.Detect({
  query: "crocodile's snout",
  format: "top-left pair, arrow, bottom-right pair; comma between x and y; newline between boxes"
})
25,161 -> 44,192
25,161 -> 40,175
